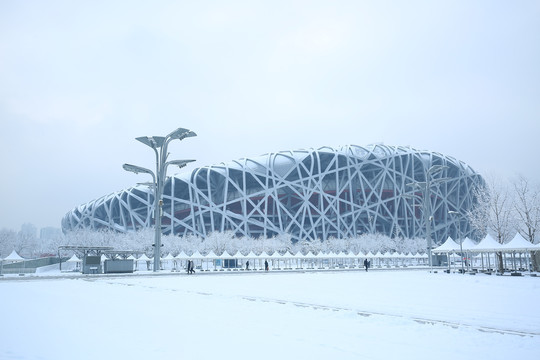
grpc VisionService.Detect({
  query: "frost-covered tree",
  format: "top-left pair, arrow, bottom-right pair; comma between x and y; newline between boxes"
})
512,175 -> 540,270
467,177 -> 515,270
0,228 -> 17,257
16,223 -> 38,257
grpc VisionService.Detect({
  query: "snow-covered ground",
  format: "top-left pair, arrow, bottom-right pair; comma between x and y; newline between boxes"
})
1,269 -> 538,360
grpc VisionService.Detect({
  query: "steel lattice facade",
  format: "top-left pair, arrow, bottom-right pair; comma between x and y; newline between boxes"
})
62,145 -> 485,243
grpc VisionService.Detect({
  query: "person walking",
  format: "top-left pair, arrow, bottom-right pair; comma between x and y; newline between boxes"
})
190,260 -> 195,274
364,258 -> 369,272
245,260 -> 250,270
264,259 -> 269,272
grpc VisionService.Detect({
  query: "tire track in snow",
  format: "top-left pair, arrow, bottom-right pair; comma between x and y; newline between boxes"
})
240,295 -> 539,338
103,279 -> 539,338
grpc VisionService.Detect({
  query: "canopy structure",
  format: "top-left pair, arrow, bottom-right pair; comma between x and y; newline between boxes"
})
432,237 -> 460,254
460,237 -> 477,251
175,251 -> 190,260
137,254 -> 151,261
500,233 -> 536,252
471,234 -> 503,252
66,254 -> 81,263
191,251 -> 204,259
232,251 -> 245,259
162,253 -> 175,261
4,250 -> 24,262
220,251 -> 234,259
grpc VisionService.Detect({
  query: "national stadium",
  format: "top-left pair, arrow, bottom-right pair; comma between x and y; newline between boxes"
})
62,144 -> 485,244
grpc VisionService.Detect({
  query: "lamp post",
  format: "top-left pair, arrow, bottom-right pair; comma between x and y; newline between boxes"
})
123,128 -> 196,272
406,165 -> 448,272
448,210 -> 465,274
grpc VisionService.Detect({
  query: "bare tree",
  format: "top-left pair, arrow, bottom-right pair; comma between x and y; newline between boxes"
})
467,177 -> 515,271
513,175 -> 540,270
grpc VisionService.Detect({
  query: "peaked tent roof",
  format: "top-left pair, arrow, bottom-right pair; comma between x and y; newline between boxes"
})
175,251 -> 190,260
191,251 -> 204,258
471,234 -> 503,252
500,233 -> 536,251
4,250 -> 24,261
432,237 -> 460,253
220,250 -> 234,259
460,237 -> 477,251
67,254 -> 81,262
138,254 -> 151,261
281,251 -> 295,259
162,253 -> 175,260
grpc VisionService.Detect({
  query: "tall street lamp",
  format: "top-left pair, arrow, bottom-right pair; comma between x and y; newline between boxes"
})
406,165 -> 448,271
448,210 -> 465,274
123,127 -> 196,272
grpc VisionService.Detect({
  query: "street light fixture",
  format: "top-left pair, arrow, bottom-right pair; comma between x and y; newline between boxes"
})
123,127 -> 196,272
448,210 -> 465,274
406,165 -> 449,272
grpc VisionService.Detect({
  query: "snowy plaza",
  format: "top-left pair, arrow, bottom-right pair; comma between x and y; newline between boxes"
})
1,269 -> 538,360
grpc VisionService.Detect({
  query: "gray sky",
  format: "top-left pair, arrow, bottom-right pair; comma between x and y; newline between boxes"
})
1,0 -> 539,232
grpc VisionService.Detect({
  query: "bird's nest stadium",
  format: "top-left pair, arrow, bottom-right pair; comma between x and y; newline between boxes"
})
62,144 -> 485,243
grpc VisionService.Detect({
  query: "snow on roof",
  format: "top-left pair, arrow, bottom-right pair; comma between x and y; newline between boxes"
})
138,254 -> 151,261
162,253 -> 175,260
4,250 -> 24,261
67,254 -> 81,263
432,237 -> 460,253
471,234 -> 503,252
220,250 -> 234,259
191,251 -> 204,258
500,233 -> 536,251
245,251 -> 258,258
175,251 -> 189,259
460,237 -> 477,251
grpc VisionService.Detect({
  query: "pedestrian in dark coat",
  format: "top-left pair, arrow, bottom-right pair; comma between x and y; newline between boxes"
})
364,258 -> 369,272
190,260 -> 195,274
264,260 -> 269,271
246,260 -> 250,270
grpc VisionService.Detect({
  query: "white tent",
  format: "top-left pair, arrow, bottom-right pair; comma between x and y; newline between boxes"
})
220,250 -> 234,259
67,254 -> 81,263
135,254 -> 151,271
175,251 -> 189,260
4,250 -> 24,262
472,234 -> 503,252
138,254 -> 151,261
191,251 -> 204,259
162,253 -> 175,260
500,233 -> 536,252
232,251 -> 245,259
460,237 -> 477,251
245,251 -> 258,270
432,237 -> 460,254
2,250 -> 26,274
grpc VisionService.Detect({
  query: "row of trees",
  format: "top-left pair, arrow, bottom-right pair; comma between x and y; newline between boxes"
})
467,175 -> 540,269
1,225 -> 427,259
56,229 -> 427,257
0,225 -> 427,258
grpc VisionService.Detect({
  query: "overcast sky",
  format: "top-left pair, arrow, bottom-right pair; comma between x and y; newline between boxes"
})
1,0 -> 539,232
